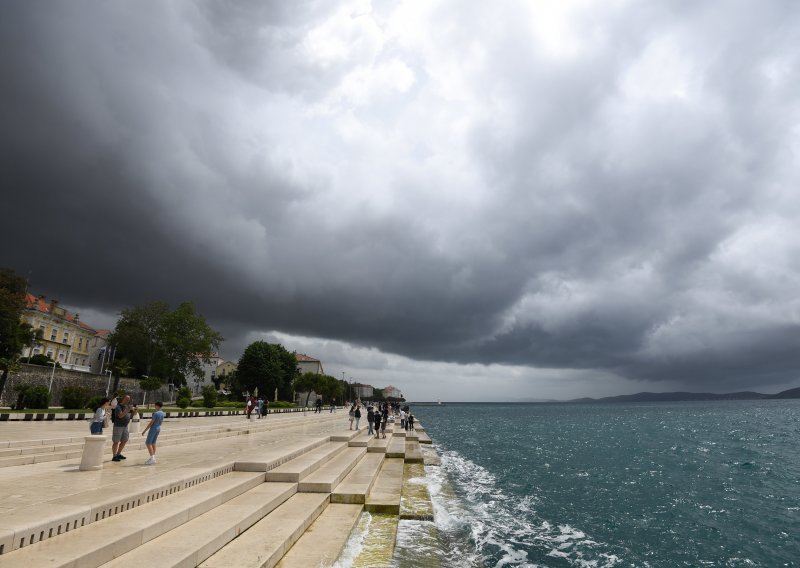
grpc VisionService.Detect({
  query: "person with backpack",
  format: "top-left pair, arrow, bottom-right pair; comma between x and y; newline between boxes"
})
111,394 -> 132,461
90,398 -> 110,435
373,408 -> 382,438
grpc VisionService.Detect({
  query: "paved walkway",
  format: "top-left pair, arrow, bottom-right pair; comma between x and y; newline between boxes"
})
0,411 -> 352,513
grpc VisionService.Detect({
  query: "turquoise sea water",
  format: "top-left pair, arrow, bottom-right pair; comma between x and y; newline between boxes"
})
394,401 -> 800,567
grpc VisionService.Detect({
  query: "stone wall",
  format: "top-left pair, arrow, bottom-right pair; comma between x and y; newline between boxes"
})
1,364 -> 172,408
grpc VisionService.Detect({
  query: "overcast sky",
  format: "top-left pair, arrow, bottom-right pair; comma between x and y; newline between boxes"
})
2,1 -> 800,401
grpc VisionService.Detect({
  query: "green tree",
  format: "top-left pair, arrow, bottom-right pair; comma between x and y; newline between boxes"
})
201,384 -> 218,408
139,375 -> 163,408
236,342 -> 298,402
109,357 -> 133,395
293,372 -> 325,407
176,386 -> 192,408
0,268 -> 33,402
109,302 -> 169,377
109,301 -> 222,386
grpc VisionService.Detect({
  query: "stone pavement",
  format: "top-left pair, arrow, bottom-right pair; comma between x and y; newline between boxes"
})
0,410 -> 434,567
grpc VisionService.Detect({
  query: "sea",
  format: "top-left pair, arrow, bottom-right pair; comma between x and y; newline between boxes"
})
384,400 -> 799,567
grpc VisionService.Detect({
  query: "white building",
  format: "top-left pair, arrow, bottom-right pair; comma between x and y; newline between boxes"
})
191,353 -> 220,393
383,385 -> 402,399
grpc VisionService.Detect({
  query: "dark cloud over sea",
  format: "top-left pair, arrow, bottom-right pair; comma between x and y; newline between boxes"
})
2,1 -> 800,399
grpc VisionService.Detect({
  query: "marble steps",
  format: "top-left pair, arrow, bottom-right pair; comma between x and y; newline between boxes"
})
385,435 -> 406,459
297,447 -> 367,493
274,503 -> 363,568
0,470 -> 264,567
404,439 -> 424,463
367,436 -> 390,453
199,493 -> 330,568
264,441 -> 347,482
347,429 -> 373,447
330,452 -> 385,504
98,482 -> 298,568
364,457 -> 405,514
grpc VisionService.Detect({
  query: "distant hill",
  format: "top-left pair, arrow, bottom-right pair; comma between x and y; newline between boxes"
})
569,387 -> 800,403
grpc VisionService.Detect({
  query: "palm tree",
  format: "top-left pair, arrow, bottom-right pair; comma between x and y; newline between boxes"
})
109,358 -> 133,395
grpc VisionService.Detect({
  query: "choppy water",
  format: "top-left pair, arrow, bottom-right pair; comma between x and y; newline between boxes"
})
393,401 -> 800,567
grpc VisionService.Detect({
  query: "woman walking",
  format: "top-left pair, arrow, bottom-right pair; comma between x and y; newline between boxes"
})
354,404 -> 362,430
349,404 -> 356,430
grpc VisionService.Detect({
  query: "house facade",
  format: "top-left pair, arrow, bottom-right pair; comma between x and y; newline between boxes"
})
21,294 -> 97,372
383,384 -> 402,399
191,353 -> 220,393
296,353 -> 324,375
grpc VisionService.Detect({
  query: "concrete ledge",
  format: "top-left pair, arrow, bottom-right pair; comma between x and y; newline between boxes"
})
364,458 -> 404,514
331,453 -> 384,504
298,447 -> 366,493
265,442 -> 346,482
274,503 -> 363,568
200,493 -> 330,568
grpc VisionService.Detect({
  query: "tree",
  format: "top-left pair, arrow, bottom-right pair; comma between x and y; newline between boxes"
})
139,375 -> 163,408
236,341 -> 298,402
109,357 -> 133,395
201,384 -> 218,408
109,301 -> 223,386
294,372 -> 325,407
0,267 -> 32,402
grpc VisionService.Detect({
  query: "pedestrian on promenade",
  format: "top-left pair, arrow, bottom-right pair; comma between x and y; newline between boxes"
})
105,392 -> 118,429
373,409 -> 381,438
330,399 -> 335,413
349,404 -> 356,430
408,413 -> 415,431
257,397 -> 264,419
111,394 -> 132,461
261,398 -> 269,418
141,401 -> 165,465
380,408 -> 388,438
129,405 -> 140,434
399,409 -> 406,430
90,398 -> 110,435
316,398 -> 323,413
367,407 -> 375,436
246,396 -> 254,419
354,404 -> 362,430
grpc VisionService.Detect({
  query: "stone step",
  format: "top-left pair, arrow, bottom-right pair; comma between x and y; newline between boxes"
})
199,493 -> 330,568
400,463 -> 434,521
347,429 -> 373,447
330,453 -> 385,504
275,503 -> 363,568
0,461 -> 238,556
0,471 -> 265,568
98,482 -> 298,568
367,436 -> 390,453
297,447 -> 367,493
385,436 -> 406,458
417,431 -> 433,444
405,439 -> 424,463
365,458 -> 405,514
264,441 -> 346,482
234,437 -> 330,473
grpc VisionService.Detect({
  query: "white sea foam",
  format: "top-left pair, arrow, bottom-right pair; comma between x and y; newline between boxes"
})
416,448 -> 625,567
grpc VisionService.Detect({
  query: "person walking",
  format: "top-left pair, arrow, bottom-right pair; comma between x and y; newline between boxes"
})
399,409 -> 406,430
261,398 -> 269,419
330,399 -> 336,413
257,397 -> 264,419
367,407 -> 375,436
90,398 -> 110,435
111,394 -> 132,461
354,404 -> 362,430
141,401 -> 165,465
349,404 -> 356,430
373,409 -> 382,439
380,407 -> 388,438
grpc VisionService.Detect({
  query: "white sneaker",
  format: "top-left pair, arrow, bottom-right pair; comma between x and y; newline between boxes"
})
145,457 -> 155,465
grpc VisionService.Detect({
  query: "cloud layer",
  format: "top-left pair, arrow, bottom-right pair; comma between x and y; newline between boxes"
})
2,0 -> 800,396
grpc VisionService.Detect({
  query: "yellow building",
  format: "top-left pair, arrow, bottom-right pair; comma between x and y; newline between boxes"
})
21,294 -> 98,372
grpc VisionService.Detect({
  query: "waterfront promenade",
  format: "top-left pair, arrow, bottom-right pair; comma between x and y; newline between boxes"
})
0,410 -> 434,567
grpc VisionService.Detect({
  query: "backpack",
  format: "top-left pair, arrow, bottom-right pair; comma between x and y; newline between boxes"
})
111,405 -> 118,425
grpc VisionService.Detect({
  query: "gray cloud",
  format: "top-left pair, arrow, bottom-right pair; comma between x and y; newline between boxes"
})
2,0 -> 800,397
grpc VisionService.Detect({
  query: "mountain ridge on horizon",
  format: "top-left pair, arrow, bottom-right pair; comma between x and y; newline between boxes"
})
567,386 -> 800,403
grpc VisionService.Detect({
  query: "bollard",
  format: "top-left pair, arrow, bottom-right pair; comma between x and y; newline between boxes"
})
130,418 -> 140,434
249,414 -> 256,422
79,435 -> 108,471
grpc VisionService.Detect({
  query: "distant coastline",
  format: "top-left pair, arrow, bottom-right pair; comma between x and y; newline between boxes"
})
410,386 -> 800,405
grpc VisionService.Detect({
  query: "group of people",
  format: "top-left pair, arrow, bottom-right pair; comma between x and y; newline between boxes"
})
90,392 -> 165,465
245,396 -> 269,419
346,401 -> 414,438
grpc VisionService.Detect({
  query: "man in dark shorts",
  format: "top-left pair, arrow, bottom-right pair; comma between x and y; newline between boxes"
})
111,394 -> 131,461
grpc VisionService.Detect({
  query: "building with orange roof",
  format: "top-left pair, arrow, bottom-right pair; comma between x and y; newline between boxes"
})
295,353 -> 324,375
21,294 -> 98,372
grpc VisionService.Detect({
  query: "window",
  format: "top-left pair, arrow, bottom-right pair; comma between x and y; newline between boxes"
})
63,331 -> 70,344
50,328 -> 58,341
58,351 -> 66,362
78,338 -> 83,350
46,348 -> 54,358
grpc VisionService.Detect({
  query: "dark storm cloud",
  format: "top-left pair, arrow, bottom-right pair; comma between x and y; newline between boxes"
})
2,1 -> 800,394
